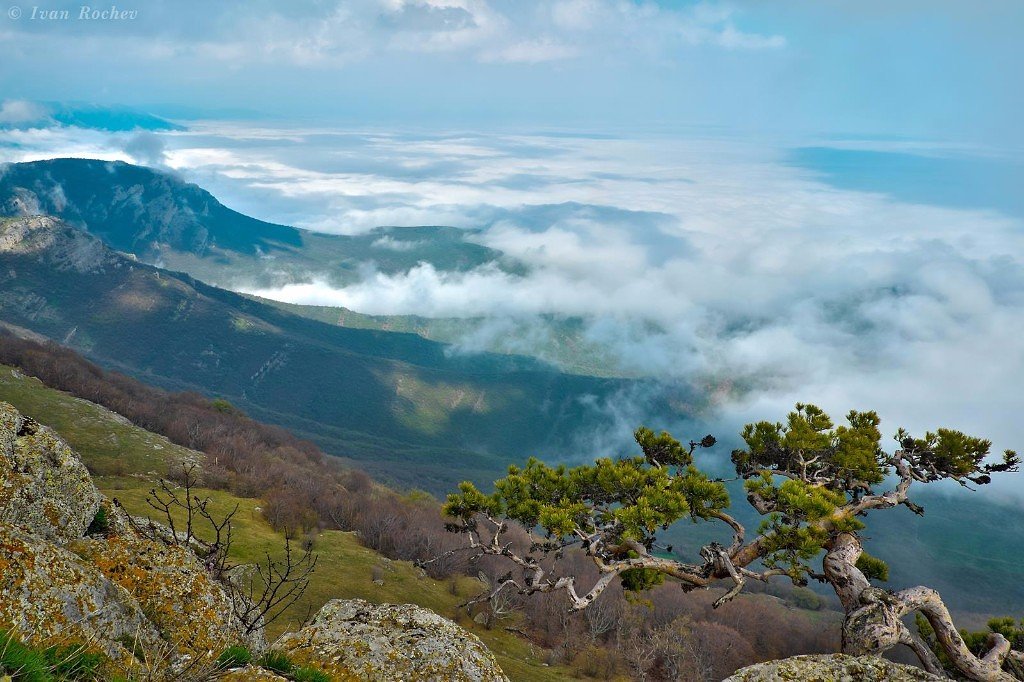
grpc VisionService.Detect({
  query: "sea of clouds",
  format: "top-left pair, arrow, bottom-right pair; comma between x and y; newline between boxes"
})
2,118 -> 1022,498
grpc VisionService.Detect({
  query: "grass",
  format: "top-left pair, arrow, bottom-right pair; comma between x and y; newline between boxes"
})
0,365 -> 198,478
0,630 -> 104,682
0,365 -> 578,682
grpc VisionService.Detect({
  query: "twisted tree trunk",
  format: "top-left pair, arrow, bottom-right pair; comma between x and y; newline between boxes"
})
823,532 -> 1018,681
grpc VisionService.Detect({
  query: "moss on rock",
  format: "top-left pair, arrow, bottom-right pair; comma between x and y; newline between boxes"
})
276,599 -> 509,682
725,654 -> 943,681
0,401 -> 102,545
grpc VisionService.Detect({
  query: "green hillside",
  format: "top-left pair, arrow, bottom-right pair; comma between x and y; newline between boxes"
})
0,364 -> 578,681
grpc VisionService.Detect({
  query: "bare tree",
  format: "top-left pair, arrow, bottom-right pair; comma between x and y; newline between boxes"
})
117,464 -> 317,636
230,536 -> 318,636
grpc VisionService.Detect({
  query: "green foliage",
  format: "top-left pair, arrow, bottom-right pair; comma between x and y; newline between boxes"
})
734,404 -> 888,491
216,645 -> 253,668
84,506 -> 109,537
855,551 -> 889,582
787,586 -> 825,611
0,631 -> 104,682
209,398 -> 238,415
444,429 -> 725,552
898,428 -> 1020,484
0,629 -> 50,682
620,567 -> 665,593
258,651 -> 294,675
291,666 -> 331,682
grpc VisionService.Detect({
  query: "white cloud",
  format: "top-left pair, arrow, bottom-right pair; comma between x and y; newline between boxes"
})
5,121 -> 1021,478
0,100 -> 49,125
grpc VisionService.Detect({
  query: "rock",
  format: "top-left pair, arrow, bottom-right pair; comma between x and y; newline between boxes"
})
0,401 -> 102,545
0,401 -> 265,673
219,666 -> 290,681
72,533 -> 266,657
725,654 -> 944,681
275,599 -> 509,682
0,216 -> 119,273
0,523 -> 163,666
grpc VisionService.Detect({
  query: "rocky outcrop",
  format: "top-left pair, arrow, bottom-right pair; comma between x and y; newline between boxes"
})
72,532 -> 266,655
0,400 -> 260,674
275,599 -> 510,682
0,522 -> 163,666
725,654 -> 944,681
219,666 -> 290,681
0,401 -> 102,544
0,215 -> 119,273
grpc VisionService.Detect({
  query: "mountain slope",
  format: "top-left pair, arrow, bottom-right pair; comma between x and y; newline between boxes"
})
0,366 -> 575,681
0,158 -> 511,288
0,215 -> 690,491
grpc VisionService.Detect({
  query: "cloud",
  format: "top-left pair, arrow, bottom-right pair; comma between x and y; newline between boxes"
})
122,131 -> 169,167
5,121 -> 1022,483
0,0 -> 785,73
200,128 -> 1024,469
0,100 -> 50,126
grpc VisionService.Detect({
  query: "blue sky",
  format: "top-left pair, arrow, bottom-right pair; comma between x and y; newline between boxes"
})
0,1 -> 1022,146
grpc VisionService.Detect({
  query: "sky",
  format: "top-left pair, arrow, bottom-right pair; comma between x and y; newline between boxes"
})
0,1 -> 1022,145
1,1 -> 1023,494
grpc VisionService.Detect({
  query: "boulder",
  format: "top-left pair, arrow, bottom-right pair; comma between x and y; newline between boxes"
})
0,400 -> 265,673
72,532 -> 266,657
0,401 -> 102,545
725,654 -> 944,681
275,599 -> 509,682
0,523 -> 163,666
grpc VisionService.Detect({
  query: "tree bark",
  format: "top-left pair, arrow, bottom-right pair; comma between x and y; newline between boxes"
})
823,532 -> 1018,681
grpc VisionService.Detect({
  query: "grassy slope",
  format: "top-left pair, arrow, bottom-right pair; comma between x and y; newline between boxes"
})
0,365 -> 577,682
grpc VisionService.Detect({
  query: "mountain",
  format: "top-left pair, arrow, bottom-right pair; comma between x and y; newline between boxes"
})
0,102 -> 184,132
0,215 -> 692,491
0,158 -> 514,290
0,158 -> 302,257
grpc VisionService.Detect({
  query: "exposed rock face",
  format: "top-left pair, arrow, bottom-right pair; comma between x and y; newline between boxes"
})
275,599 -> 510,682
0,400 -> 262,672
725,654 -> 944,681
0,215 -> 119,273
72,532 -> 266,655
0,401 -> 102,545
0,523 -> 163,666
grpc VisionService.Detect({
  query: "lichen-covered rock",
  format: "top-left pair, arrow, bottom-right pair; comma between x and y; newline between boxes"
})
275,599 -> 509,682
219,666 -> 290,681
71,532 -> 266,657
0,401 -> 102,545
725,654 -> 943,681
0,523 -> 163,665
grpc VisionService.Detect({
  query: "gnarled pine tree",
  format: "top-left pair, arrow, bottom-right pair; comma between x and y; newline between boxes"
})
438,403 -> 1021,681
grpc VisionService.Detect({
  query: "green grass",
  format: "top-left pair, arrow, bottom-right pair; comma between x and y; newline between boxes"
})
0,630 -> 104,682
0,365 -> 199,477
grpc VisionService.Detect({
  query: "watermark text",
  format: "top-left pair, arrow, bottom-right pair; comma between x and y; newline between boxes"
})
7,5 -> 139,21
